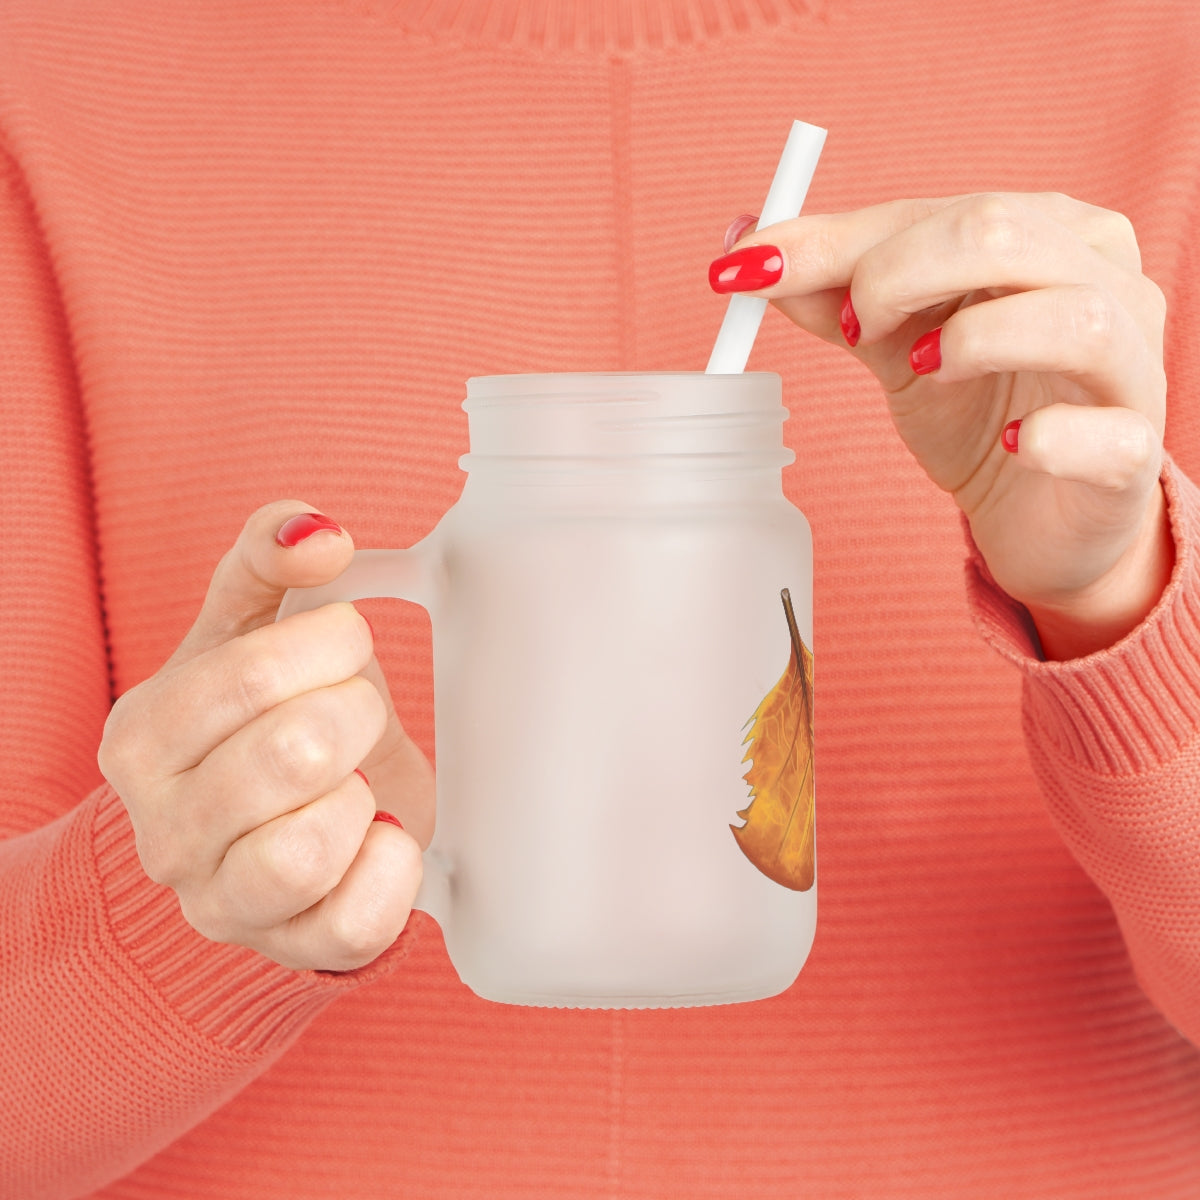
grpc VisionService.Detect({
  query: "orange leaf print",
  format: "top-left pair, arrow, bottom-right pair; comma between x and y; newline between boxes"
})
731,588 -> 815,891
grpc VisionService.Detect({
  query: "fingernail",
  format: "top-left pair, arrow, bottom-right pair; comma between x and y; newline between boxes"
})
839,290 -> 860,347
372,810 -> 405,830
276,512 -> 343,548
722,213 -> 759,254
708,244 -> 784,294
1002,419 -> 1022,453
354,768 -> 370,787
910,327 -> 942,375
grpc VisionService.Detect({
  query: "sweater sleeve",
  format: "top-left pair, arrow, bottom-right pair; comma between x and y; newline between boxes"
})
0,150 -> 416,1198
966,456 -> 1200,1047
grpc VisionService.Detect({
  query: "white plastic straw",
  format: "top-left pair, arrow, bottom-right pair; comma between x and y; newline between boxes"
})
705,120 -> 827,374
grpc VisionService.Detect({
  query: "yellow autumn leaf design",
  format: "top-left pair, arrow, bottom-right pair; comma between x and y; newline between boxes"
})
731,588 -> 815,891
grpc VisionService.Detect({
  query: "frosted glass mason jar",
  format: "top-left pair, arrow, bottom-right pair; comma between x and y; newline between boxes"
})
278,372 -> 816,1008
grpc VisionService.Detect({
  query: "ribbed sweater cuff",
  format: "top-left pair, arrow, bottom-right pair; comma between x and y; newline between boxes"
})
91,784 -> 418,1058
965,455 -> 1200,775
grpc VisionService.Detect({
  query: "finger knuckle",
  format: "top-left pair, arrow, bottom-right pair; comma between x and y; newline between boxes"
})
947,315 -> 991,372
326,902 -> 394,968
95,727 -> 126,787
1116,415 -> 1161,475
332,602 -> 376,666
905,195 -> 946,226
1099,208 -> 1138,253
1092,458 -> 1146,493
263,709 -> 338,789
258,816 -> 341,899
346,673 -> 389,736
1030,191 -> 1076,228
1141,276 -> 1167,324
1082,415 -> 1161,492
134,825 -> 188,887
1039,190 -> 1072,210
962,194 -> 1030,262
1062,286 -> 1118,348
789,223 -> 840,280
232,645 -> 288,716
97,687 -> 150,782
847,256 -> 898,324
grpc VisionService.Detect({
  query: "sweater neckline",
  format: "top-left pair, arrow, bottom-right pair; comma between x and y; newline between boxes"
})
350,0 -> 827,53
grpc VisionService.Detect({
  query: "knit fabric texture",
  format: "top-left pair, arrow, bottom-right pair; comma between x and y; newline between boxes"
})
1,1 -> 1199,1196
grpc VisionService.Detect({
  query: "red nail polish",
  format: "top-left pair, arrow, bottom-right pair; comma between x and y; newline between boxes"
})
722,213 -> 759,254
354,768 -> 370,787
708,244 -> 784,293
372,810 -> 404,830
275,512 -> 343,548
839,290 -> 860,347
910,327 -> 942,375
1002,419 -> 1022,453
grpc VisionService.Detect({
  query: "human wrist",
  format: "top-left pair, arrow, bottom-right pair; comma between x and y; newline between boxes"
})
1021,483 -> 1174,661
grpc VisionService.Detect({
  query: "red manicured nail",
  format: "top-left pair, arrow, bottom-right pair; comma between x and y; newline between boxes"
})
709,244 -> 784,293
1002,419 -> 1022,453
354,768 -> 370,787
722,213 -> 759,253
372,810 -> 404,830
839,290 -> 860,347
275,512 -> 343,548
910,327 -> 942,375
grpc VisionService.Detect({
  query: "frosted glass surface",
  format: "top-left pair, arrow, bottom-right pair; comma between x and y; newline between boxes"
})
279,373 -> 815,1007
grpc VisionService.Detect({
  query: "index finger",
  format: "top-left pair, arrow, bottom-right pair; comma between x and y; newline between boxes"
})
730,191 -> 1143,298
133,601 -> 374,777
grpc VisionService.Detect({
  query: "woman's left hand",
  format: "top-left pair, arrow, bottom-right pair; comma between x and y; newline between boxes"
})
711,192 -> 1172,659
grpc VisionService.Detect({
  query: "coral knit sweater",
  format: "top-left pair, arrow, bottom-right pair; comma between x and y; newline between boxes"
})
2,1 -> 1200,1197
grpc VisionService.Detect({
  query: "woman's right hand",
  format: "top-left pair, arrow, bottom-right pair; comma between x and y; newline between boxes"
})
97,501 -> 434,972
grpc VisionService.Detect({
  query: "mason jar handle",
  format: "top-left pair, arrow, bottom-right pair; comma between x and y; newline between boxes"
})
275,544 -> 452,929
275,546 -> 434,616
